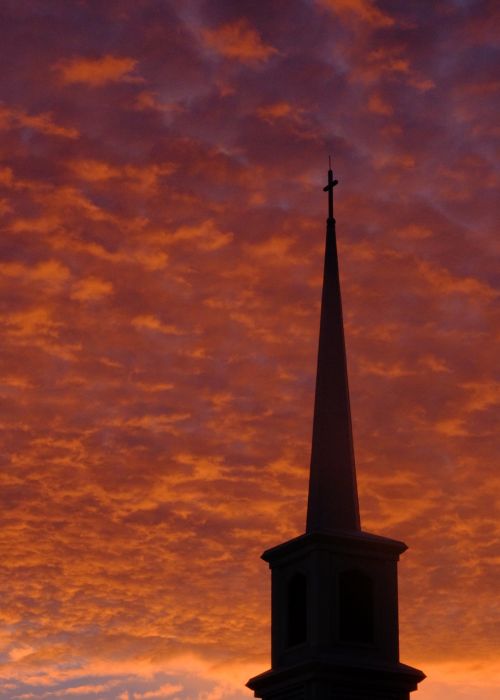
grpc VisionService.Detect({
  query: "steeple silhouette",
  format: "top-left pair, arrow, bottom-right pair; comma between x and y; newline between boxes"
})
307,159 -> 360,533
247,162 -> 425,700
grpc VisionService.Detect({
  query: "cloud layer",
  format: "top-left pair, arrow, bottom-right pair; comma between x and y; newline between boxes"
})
1,1 -> 499,698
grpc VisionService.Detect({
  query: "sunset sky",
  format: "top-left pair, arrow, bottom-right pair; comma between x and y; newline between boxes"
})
1,1 -> 499,699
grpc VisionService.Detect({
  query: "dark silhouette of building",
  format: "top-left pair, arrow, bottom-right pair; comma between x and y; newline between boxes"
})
247,163 -> 425,700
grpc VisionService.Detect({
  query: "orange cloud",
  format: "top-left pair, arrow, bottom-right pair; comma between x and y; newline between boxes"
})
257,102 -> 294,120
416,260 -> 498,300
366,46 -> 410,77
3,307 -> 61,339
0,165 -> 14,186
348,45 -> 435,91
0,260 -> 70,287
0,104 -> 78,138
394,224 -> 433,240
168,220 -> 233,251
56,55 -> 140,86
317,0 -> 394,27
132,314 -> 183,335
202,19 -> 278,64
367,93 -> 393,115
134,683 -> 183,699
256,102 -> 310,131
70,276 -> 113,302
68,158 -> 176,191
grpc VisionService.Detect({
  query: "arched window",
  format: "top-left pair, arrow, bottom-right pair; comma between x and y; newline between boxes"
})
287,572 -> 307,647
338,569 -> 374,643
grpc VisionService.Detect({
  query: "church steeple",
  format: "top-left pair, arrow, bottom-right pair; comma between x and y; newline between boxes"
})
247,163 -> 425,700
306,159 -> 360,533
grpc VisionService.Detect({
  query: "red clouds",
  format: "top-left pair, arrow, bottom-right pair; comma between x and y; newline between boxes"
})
318,0 -> 395,28
0,1 -> 499,699
56,55 -> 141,87
0,104 -> 79,139
202,19 -> 278,64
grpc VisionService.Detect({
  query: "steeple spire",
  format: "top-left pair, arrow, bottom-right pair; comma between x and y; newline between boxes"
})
306,159 -> 360,533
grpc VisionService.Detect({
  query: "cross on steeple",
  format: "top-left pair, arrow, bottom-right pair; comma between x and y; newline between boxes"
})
323,154 -> 339,220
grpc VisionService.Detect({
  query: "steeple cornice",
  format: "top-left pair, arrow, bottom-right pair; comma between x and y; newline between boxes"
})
261,530 -> 408,565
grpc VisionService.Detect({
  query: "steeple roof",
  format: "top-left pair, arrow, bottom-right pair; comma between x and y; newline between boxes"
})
306,162 -> 360,533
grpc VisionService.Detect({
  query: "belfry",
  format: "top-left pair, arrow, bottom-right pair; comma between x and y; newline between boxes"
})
247,162 -> 425,700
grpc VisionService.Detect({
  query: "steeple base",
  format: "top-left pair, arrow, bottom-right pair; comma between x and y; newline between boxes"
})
248,529 -> 425,699
247,657 -> 425,700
